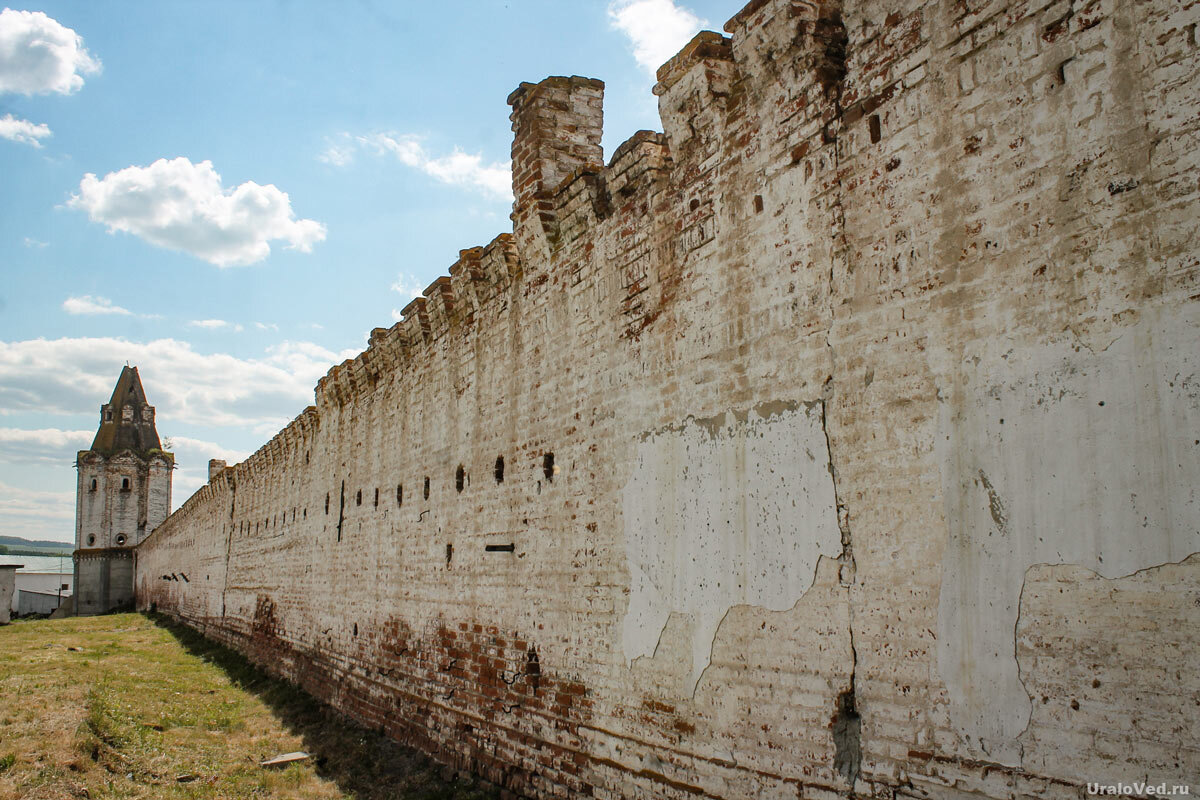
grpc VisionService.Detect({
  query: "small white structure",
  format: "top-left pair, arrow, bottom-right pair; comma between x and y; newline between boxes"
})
11,557 -> 73,615
0,565 -> 21,624
18,590 -> 68,616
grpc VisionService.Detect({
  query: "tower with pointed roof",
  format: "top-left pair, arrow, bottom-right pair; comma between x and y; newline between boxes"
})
74,366 -> 173,615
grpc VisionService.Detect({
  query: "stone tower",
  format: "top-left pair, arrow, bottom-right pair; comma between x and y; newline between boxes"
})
74,366 -> 173,615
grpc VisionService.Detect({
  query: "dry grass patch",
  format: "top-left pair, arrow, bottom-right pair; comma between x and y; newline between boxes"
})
0,614 -> 498,800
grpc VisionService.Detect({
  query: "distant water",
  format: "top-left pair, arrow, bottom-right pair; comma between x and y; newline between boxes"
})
4,555 -> 73,574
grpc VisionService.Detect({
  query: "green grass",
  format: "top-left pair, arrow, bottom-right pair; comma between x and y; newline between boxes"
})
0,614 -> 499,800
0,547 -> 72,558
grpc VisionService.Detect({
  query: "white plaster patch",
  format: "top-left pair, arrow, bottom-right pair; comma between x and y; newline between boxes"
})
621,400 -> 843,691
936,308 -> 1200,765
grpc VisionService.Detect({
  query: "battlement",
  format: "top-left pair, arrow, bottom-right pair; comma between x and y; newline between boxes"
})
296,0 -> 879,417
654,30 -> 733,93
508,76 -> 605,210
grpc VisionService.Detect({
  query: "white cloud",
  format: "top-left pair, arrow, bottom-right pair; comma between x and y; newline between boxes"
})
0,113 -> 50,147
323,132 -> 512,200
168,435 -> 247,464
0,8 -> 100,96
68,157 -> 326,267
188,319 -> 244,332
608,0 -> 706,75
23,237 -> 47,248
159,435 -> 251,502
62,295 -> 160,319
0,427 -> 92,465
318,140 -> 356,167
390,272 -> 426,322
0,427 -> 251,524
391,273 -> 424,299
0,336 -> 359,431
261,340 -> 353,381
62,295 -> 133,316
0,333 -> 359,542
0,467 -> 75,544
0,478 -> 74,527
254,322 -> 279,332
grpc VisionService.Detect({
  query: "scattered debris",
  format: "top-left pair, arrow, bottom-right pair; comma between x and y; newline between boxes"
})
259,751 -> 311,768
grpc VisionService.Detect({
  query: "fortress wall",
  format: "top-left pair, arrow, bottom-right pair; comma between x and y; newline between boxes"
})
137,0 -> 1200,796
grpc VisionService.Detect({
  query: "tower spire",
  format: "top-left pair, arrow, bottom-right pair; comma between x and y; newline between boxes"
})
90,366 -> 162,456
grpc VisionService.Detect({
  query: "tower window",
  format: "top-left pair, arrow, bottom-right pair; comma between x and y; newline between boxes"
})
396,484 -> 403,506
356,489 -> 362,506
495,456 -> 505,484
121,477 -> 130,491
87,534 -> 95,546
374,488 -> 379,508
89,479 -> 97,492
543,452 -> 555,482
115,533 -> 127,546
104,408 -> 113,421
455,465 -> 465,493
423,477 -> 430,500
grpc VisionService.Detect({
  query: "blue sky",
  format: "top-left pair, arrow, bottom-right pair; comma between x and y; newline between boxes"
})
0,0 -> 741,543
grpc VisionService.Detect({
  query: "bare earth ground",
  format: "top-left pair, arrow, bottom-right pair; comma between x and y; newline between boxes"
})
0,613 -> 499,800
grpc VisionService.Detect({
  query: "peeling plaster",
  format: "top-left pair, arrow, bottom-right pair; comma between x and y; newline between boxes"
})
621,400 -> 843,691
936,308 -> 1200,765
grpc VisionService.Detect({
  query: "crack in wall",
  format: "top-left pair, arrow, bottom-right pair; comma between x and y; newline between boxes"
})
813,35 -> 864,779
819,381 -> 856,588
222,477 -> 235,619
336,479 -> 345,542
809,2 -> 855,597
832,615 -> 861,785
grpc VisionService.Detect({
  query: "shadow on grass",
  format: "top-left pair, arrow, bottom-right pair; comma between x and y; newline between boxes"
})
146,612 -> 499,800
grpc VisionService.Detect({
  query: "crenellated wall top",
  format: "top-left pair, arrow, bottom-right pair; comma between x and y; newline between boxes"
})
164,0 -> 836,509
